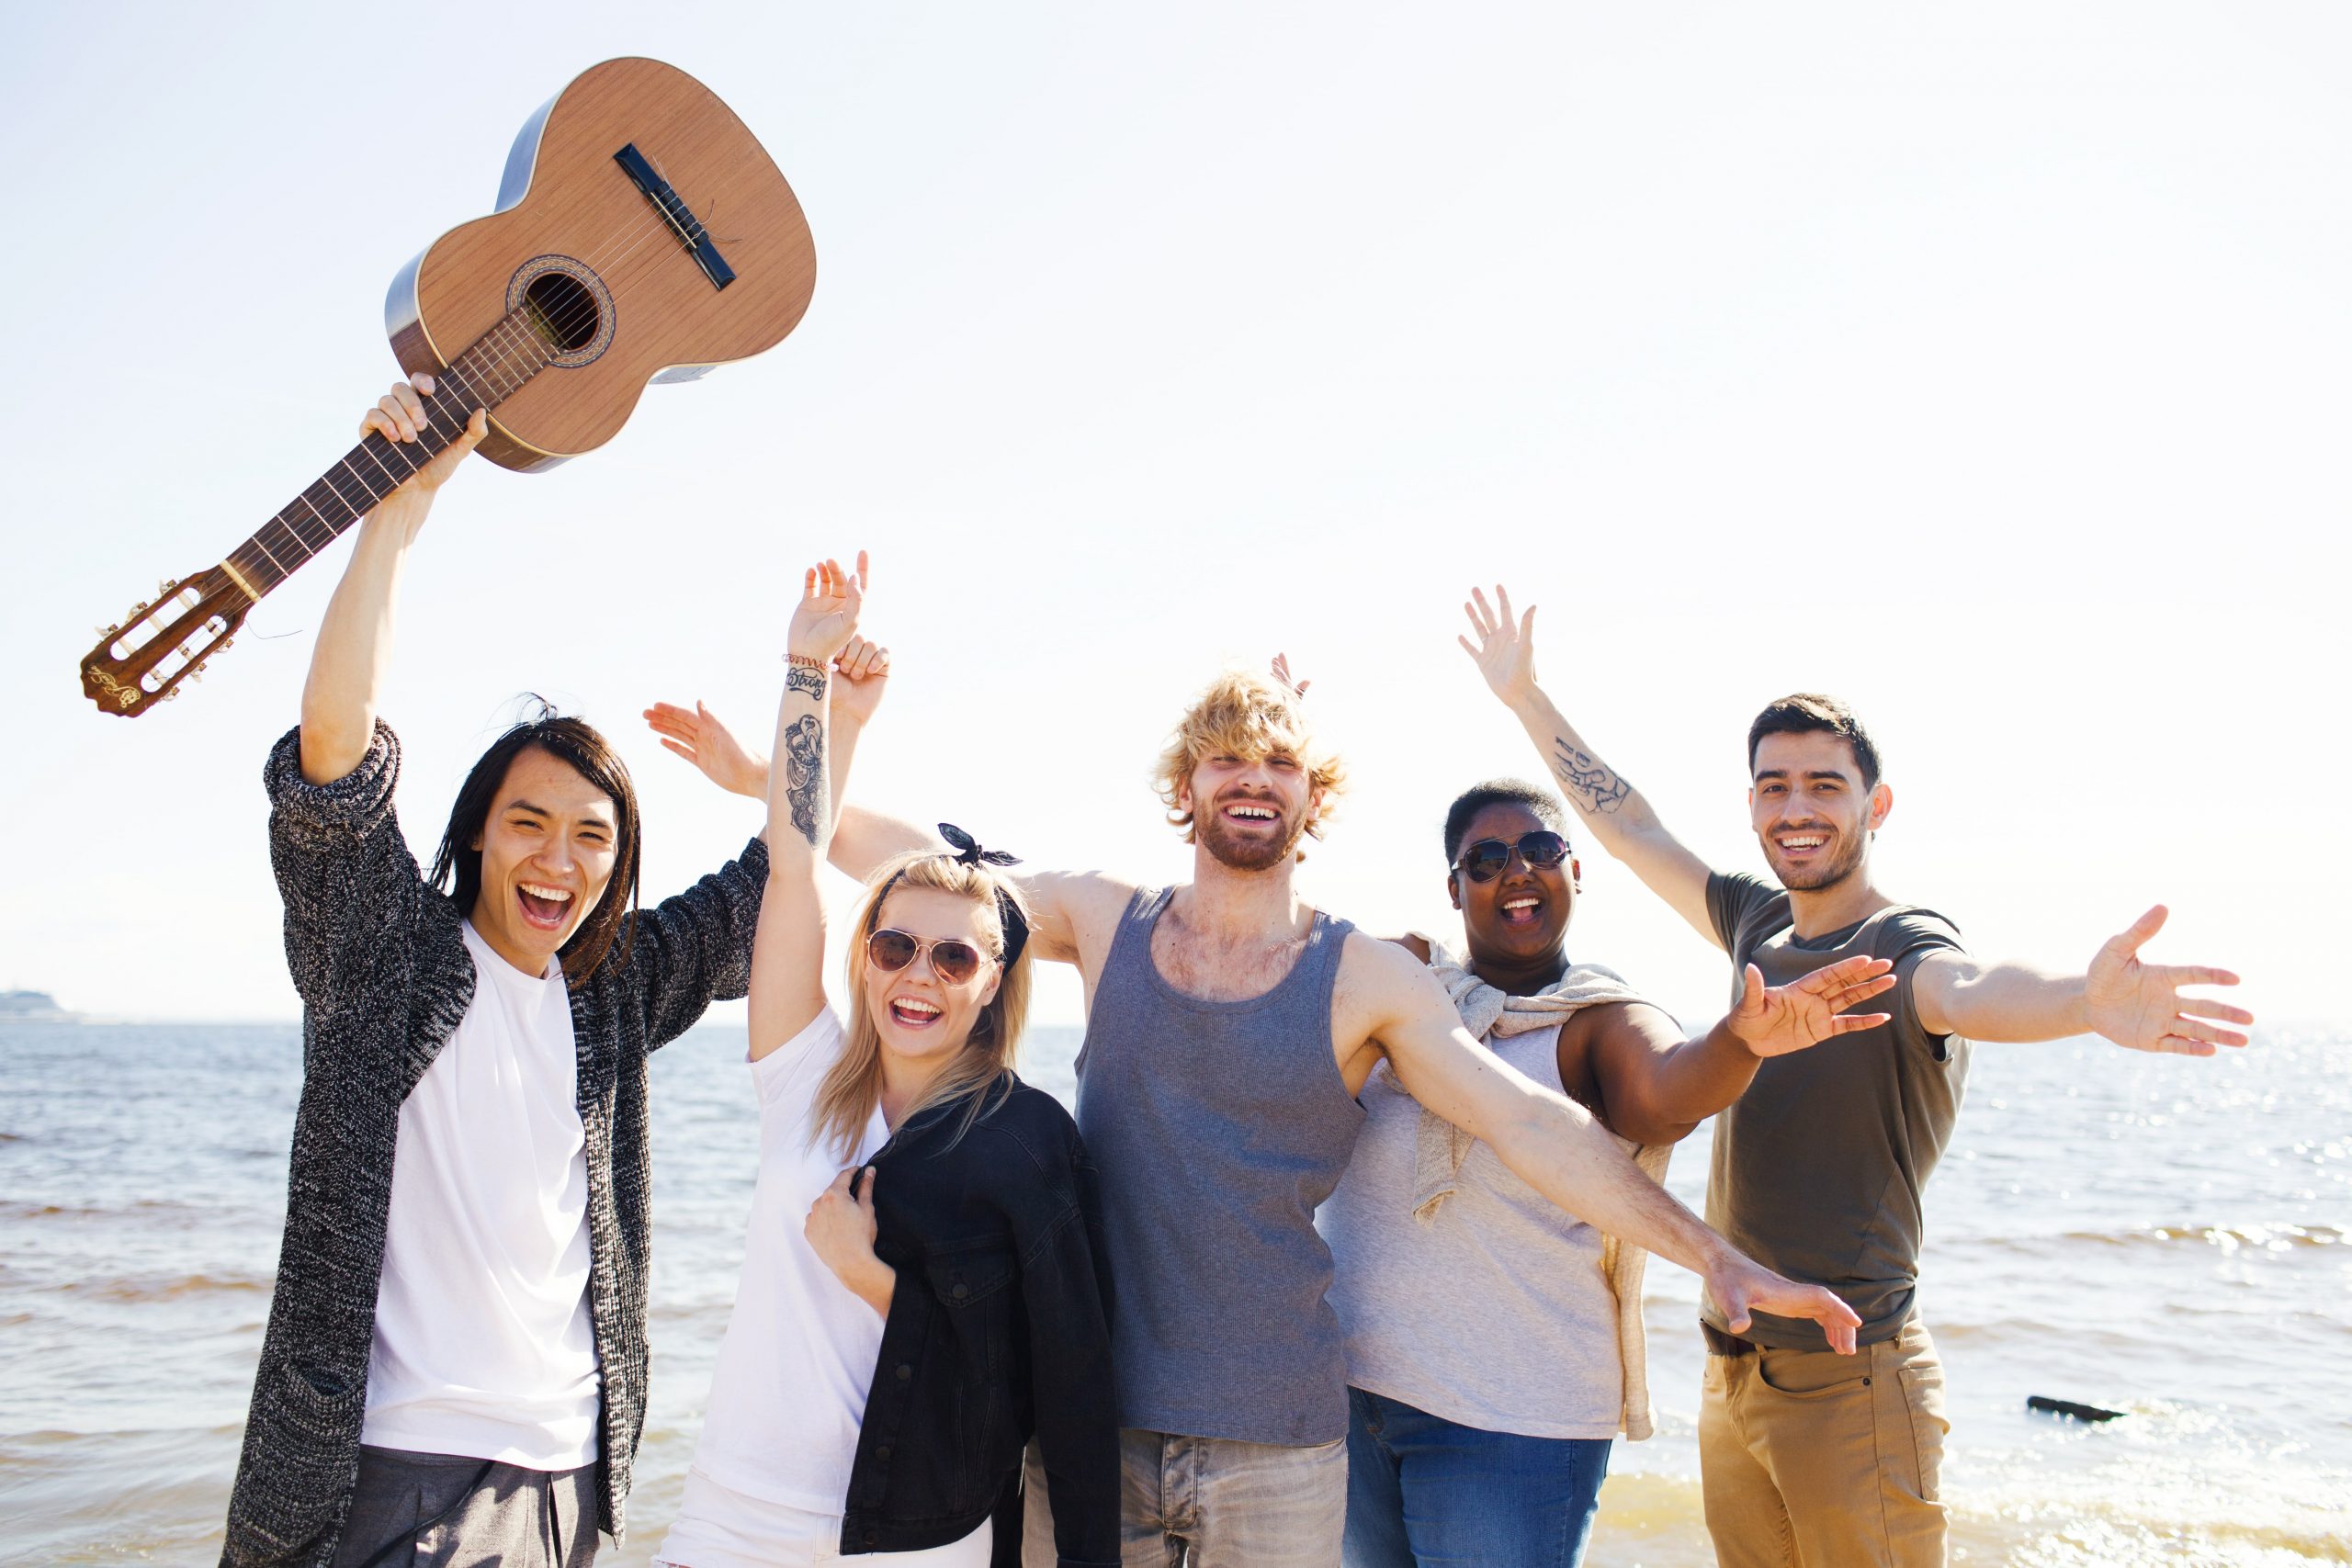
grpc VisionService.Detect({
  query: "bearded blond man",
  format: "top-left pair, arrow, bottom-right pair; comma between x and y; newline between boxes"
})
659,668 -> 1883,1568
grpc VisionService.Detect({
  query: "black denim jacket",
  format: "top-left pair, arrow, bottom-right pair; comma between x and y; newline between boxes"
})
838,1075 -> 1118,1567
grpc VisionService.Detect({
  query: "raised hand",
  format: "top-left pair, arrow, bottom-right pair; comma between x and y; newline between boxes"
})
1457,584 -> 1540,709
2084,906 -> 2251,1055
1706,1255 -> 1862,1355
643,700 -> 767,799
358,375 -> 486,498
788,552 -> 867,666
1728,956 -> 1896,1058
1271,652 -> 1311,698
834,635 -> 892,727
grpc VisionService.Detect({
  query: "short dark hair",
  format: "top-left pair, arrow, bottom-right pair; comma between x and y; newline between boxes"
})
429,700 -> 643,986
1442,778 -> 1569,864
1747,694 -> 1883,791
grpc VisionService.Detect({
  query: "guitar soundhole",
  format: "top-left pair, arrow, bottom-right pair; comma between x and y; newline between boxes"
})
506,255 -> 616,368
525,271 -> 600,352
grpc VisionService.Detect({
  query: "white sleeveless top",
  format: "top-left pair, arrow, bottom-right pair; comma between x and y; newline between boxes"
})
1318,1021 -> 1624,1439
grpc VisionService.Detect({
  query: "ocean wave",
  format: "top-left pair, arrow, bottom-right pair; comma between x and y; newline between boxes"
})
50,1271 -> 271,1303
0,1197 -> 209,1223
2055,1223 -> 2345,1253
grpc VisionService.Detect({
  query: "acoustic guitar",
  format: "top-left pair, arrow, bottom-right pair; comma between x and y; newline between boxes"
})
79,56 -> 817,717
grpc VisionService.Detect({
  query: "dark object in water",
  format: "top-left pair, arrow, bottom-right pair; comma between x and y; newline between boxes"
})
2028,1395 -> 2126,1423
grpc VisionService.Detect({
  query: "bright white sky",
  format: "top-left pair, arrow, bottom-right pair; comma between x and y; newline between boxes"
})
3,4 -> 2344,1030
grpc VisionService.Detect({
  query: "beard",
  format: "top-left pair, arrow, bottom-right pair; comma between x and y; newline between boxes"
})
1195,799 -> 1310,872
1767,829 -> 1869,892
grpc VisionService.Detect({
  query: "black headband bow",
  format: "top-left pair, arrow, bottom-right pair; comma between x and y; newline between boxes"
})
935,823 -> 1029,969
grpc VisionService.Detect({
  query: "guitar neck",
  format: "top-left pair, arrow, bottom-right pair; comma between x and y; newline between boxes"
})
220,311 -> 555,602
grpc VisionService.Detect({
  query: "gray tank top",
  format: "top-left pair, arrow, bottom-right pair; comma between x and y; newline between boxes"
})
1075,886 -> 1364,1445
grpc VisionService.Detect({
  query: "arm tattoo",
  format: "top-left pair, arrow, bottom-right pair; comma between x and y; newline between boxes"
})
784,715 -> 828,845
786,664 -> 829,702
1551,738 -> 1632,815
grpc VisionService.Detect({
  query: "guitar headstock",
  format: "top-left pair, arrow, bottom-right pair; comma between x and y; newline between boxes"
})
80,566 -> 254,717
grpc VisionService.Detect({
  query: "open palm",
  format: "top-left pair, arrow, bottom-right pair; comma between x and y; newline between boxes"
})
1457,583 -> 1539,707
1728,955 -> 1897,1058
788,552 -> 867,663
2085,906 -> 2251,1055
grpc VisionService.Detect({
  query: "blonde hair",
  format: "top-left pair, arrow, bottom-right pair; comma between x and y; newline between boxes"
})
808,852 -> 1035,1160
1151,669 -> 1348,843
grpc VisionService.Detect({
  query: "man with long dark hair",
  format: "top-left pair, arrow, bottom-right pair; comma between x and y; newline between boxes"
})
221,380 -> 782,1568
1456,583 -> 2251,1568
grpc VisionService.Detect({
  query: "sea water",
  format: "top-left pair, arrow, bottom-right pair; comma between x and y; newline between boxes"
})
1,1022 -> 2345,1564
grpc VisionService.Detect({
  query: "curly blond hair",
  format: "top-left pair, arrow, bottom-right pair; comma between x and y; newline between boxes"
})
1151,669 -> 1348,843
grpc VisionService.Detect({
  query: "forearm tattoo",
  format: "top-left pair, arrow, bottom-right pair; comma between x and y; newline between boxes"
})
1552,738 -> 1632,815
784,714 -> 828,845
786,664 -> 829,702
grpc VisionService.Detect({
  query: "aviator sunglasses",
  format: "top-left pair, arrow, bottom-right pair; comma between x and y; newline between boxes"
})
1452,830 -> 1572,883
865,928 -> 995,985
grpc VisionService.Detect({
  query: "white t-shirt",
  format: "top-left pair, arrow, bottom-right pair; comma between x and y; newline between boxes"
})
684,1006 -> 889,1517
359,920 -> 602,1468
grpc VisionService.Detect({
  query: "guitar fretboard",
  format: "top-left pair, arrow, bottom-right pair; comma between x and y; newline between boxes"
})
220,312 -> 556,601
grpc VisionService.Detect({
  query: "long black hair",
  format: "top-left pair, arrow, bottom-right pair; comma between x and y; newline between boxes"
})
428,701 -> 643,986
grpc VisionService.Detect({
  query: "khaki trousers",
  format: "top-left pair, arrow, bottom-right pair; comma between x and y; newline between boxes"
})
1698,1316 -> 1950,1568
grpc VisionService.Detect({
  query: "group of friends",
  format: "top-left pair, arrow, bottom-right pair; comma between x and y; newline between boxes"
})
218,378 -> 2252,1568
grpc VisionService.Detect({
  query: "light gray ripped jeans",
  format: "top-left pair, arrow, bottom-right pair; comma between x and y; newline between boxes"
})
1023,1428 -> 1346,1568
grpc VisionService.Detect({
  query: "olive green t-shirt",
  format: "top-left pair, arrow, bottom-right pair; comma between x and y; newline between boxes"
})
1702,871 -> 1970,1350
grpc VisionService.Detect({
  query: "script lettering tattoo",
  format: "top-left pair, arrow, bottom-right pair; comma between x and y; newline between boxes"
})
784,714 -> 827,845
1551,739 -> 1631,815
786,664 -> 829,702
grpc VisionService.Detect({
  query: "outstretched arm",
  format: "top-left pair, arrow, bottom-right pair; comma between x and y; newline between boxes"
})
1353,939 -> 1860,1350
1912,906 -> 2250,1053
300,378 -> 486,784
750,557 -> 865,1059
1587,956 -> 1895,1145
1459,584 -> 1721,946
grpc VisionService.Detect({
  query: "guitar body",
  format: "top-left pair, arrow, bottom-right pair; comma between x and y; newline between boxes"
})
80,57 -> 815,716
387,56 -> 817,471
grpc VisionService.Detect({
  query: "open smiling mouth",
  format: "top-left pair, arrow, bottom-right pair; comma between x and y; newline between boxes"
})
1775,834 -> 1830,860
1498,893 -> 1544,928
516,882 -> 575,931
888,998 -> 944,1029
1223,802 -> 1280,825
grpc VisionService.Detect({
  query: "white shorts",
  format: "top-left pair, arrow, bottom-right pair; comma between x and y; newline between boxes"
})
653,1468 -> 992,1568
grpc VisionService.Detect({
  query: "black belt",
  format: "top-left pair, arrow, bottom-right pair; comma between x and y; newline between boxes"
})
1702,1322 -> 1760,1357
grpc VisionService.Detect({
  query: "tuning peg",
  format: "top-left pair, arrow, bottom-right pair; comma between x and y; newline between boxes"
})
133,601 -> 150,614
217,637 -> 233,651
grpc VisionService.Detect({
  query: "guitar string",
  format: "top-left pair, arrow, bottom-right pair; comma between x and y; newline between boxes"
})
230,159 -> 774,591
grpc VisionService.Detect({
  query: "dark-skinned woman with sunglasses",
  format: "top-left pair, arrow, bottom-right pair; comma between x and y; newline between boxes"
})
650,558 -> 1117,1568
1317,776 -> 1899,1568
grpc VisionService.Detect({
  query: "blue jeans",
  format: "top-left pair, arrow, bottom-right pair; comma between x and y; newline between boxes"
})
1343,1387 -> 1612,1568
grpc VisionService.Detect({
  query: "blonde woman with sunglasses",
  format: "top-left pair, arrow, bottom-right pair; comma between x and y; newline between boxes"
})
650,558 -> 1118,1568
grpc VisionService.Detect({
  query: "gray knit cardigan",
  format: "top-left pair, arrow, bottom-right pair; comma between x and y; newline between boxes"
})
221,722 -> 768,1567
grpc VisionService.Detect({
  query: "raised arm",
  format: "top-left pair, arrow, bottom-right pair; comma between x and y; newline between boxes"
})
1912,904 -> 2250,1053
1350,937 -> 1860,1350
299,378 -> 485,784
749,557 -> 865,1058
1584,955 -> 1895,1145
1459,584 -> 1720,945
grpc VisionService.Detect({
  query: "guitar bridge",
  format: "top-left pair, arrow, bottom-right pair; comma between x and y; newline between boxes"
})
614,143 -> 735,291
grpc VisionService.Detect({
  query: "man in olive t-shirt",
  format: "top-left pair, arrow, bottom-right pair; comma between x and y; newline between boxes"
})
1457,583 -> 2250,1568
1703,875 -> 1965,1352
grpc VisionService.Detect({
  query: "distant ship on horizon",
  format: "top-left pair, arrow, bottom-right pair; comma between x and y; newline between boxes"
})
0,990 -> 79,1022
